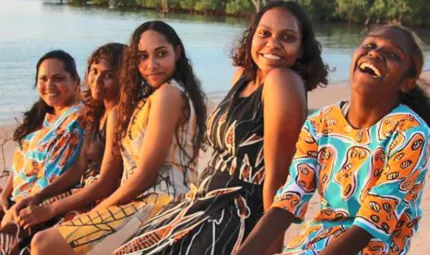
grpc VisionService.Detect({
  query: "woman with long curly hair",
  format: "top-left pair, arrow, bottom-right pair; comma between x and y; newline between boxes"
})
113,1 -> 328,255
31,20 -> 207,255
237,25 -> 430,255
0,43 -> 126,255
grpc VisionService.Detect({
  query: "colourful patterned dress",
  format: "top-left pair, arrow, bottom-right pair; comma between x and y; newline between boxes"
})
11,104 -> 85,203
114,75 -> 265,255
54,80 -> 198,254
272,103 -> 430,255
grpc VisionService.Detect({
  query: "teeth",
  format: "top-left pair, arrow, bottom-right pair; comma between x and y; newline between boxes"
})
262,54 -> 281,60
359,62 -> 381,77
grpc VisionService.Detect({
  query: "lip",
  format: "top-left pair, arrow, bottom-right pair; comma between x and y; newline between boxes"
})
355,58 -> 385,79
258,52 -> 285,61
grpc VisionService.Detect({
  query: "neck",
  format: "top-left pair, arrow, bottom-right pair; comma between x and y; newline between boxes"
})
103,99 -> 116,111
347,91 -> 399,129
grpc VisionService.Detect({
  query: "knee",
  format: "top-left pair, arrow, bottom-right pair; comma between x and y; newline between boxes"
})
31,229 -> 52,253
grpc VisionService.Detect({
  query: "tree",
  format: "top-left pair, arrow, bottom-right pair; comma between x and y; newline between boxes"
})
225,0 -> 253,14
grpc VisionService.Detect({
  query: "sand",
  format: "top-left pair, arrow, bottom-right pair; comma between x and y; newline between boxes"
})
0,71 -> 429,254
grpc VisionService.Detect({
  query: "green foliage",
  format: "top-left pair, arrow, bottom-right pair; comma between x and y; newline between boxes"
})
65,0 -> 430,27
225,0 -> 253,14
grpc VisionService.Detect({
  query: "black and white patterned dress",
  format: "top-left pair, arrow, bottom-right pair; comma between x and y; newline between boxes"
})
114,75 -> 266,255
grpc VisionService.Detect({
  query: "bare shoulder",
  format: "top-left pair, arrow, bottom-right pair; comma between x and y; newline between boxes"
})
151,83 -> 185,109
231,67 -> 245,87
263,68 -> 305,98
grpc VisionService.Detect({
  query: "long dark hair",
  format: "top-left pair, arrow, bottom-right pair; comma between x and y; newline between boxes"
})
82,43 -> 127,131
13,50 -> 80,144
232,0 -> 329,91
369,25 -> 430,126
116,20 -> 207,163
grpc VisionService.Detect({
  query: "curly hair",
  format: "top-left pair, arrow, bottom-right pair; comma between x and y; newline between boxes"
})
232,0 -> 328,91
116,20 -> 207,164
81,43 -> 127,131
369,25 -> 430,126
13,50 -> 80,144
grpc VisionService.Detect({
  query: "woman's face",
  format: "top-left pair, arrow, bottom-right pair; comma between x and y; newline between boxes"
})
88,58 -> 118,101
251,8 -> 303,78
350,27 -> 415,98
137,30 -> 180,88
37,58 -> 78,110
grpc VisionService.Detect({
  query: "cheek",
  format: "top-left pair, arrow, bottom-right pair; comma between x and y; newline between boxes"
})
59,83 -> 77,101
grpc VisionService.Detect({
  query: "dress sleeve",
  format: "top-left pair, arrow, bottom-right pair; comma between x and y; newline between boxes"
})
271,118 -> 319,222
353,126 -> 429,241
34,112 -> 85,191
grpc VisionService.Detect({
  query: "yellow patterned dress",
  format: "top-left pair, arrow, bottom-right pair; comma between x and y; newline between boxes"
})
54,80 -> 198,254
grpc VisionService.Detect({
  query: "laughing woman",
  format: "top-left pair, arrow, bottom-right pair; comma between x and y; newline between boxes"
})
30,21 -> 207,255
113,1 -> 328,255
236,25 -> 430,255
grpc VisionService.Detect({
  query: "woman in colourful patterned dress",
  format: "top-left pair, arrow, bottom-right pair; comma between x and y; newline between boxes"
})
0,50 -> 85,242
113,2 -> 328,255
0,43 -> 127,255
236,25 -> 430,255
31,20 -> 207,255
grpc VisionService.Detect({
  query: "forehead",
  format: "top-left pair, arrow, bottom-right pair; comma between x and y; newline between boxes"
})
90,58 -> 113,70
367,28 -> 414,55
138,30 -> 170,51
258,8 -> 300,33
38,58 -> 66,75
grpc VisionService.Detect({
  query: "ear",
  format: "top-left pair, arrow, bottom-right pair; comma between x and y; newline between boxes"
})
399,77 -> 416,93
175,45 -> 182,62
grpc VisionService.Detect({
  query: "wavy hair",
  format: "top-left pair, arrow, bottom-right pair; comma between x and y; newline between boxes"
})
81,43 -> 127,131
116,20 -> 207,164
13,50 -> 80,144
232,0 -> 329,91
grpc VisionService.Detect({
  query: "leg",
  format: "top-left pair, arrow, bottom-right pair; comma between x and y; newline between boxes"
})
31,228 -> 75,255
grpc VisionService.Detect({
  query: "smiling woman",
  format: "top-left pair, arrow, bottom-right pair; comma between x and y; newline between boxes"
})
0,50 -> 85,250
235,25 -> 430,255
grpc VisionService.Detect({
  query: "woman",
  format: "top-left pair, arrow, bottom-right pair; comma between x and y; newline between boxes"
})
0,50 -> 85,250
14,43 -> 127,226
31,20 -> 207,255
114,1 -> 328,255
0,43 -> 127,255
236,25 -> 430,255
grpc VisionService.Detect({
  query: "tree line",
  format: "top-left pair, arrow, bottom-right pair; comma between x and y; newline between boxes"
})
65,0 -> 430,27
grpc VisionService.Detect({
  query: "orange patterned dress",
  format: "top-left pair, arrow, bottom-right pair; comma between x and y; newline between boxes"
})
273,102 -> 430,255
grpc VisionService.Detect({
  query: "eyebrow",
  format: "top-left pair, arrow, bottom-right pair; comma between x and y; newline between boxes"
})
257,24 -> 298,34
367,35 -> 406,55
138,45 -> 168,52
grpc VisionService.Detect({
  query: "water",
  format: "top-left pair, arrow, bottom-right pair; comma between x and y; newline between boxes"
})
1,0 -> 430,125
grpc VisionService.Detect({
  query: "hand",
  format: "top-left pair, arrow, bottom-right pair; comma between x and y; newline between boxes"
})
13,193 -> 42,217
1,204 -> 18,228
0,193 -> 10,213
17,204 -> 55,229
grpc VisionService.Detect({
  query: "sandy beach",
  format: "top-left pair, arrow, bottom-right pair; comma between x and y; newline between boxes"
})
1,71 -> 429,254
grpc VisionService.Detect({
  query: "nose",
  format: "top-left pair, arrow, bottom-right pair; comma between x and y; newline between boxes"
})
95,73 -> 103,87
368,48 -> 383,59
265,35 -> 281,49
146,57 -> 159,71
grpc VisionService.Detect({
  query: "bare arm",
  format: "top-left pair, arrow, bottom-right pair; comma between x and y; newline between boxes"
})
262,68 -> 307,253
0,174 -> 13,211
319,226 -> 372,255
94,85 -> 184,209
17,109 -> 123,228
235,208 -> 296,255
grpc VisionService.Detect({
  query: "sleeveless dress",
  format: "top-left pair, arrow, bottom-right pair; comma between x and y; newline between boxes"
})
114,75 -> 265,255
53,80 -> 198,255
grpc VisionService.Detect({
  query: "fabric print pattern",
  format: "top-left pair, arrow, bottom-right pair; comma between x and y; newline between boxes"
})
11,105 -> 85,202
272,103 -> 430,254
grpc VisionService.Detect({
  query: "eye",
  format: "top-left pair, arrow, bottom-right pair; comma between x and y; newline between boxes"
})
138,52 -> 148,61
363,43 -> 376,49
39,76 -> 48,82
90,68 -> 97,75
282,33 -> 296,42
157,51 -> 167,58
388,51 -> 400,60
53,76 -> 65,82
105,73 -> 114,79
257,29 -> 270,37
